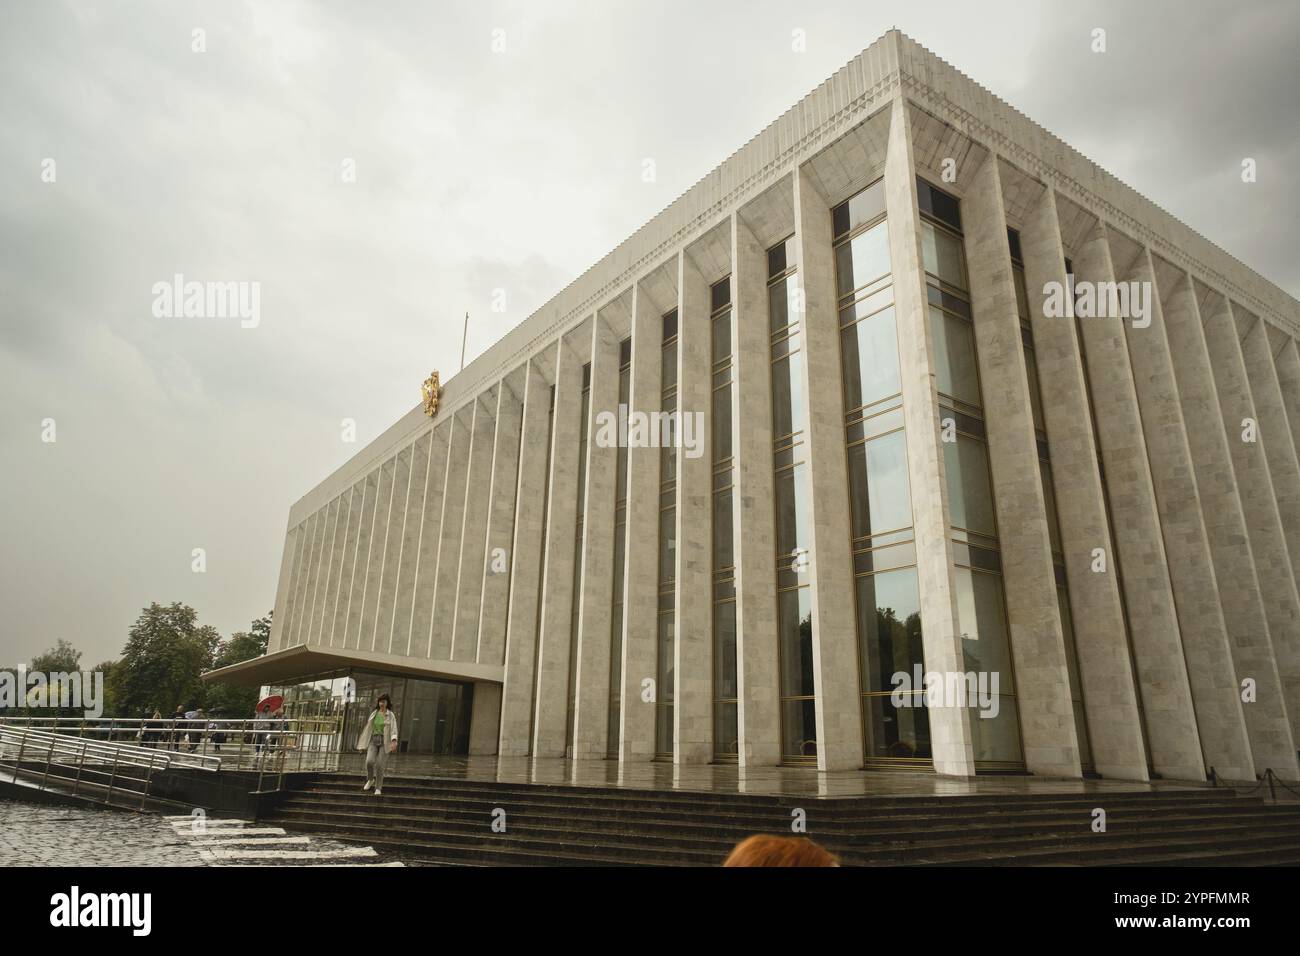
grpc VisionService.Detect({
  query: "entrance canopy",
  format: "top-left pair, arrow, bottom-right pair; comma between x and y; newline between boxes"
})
201,644 -> 503,688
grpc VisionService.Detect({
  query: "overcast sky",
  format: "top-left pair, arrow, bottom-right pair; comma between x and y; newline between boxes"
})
1,0 -> 1297,668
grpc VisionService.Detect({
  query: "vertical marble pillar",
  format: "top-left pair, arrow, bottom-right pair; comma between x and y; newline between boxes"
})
964,154 -> 1080,777
1018,187 -> 1147,780
882,95 -> 974,776
792,165 -> 865,771
731,211 -> 782,768
674,254 -> 715,764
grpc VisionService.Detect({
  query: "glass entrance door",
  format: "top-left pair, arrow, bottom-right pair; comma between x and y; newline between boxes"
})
343,671 -> 474,755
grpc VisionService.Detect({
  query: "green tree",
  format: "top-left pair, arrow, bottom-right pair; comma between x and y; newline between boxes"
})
250,612 -> 271,649
115,602 -> 220,716
30,638 -> 81,674
23,639 -> 85,717
204,611 -> 272,717
93,659 -> 123,719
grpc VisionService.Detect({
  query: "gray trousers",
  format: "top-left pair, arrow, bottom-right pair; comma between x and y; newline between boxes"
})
365,735 -> 389,789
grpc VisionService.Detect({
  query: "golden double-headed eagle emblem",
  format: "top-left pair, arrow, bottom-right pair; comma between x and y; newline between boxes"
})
421,371 -> 442,417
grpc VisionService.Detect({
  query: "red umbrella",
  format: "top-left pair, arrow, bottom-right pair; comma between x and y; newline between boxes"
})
256,695 -> 284,714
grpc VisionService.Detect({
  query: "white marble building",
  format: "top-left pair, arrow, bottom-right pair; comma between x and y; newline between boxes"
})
208,31 -> 1300,783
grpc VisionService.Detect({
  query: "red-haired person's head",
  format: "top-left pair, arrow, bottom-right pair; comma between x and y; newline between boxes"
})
722,834 -> 839,867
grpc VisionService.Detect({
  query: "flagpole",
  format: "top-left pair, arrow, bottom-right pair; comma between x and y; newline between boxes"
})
459,311 -> 468,372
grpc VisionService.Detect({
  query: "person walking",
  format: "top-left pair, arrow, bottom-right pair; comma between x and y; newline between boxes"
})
209,715 -> 226,753
354,694 -> 399,796
187,708 -> 207,753
170,706 -> 186,750
252,705 -> 271,768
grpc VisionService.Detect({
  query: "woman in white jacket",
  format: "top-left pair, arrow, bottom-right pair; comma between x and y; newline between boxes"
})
354,694 -> 399,795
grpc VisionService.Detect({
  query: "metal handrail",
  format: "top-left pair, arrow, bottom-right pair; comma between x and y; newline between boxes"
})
0,726 -> 219,771
0,715 -> 348,782
0,724 -> 175,810
0,715 -> 368,805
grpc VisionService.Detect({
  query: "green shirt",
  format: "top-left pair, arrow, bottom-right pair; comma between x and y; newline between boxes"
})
372,711 -> 386,737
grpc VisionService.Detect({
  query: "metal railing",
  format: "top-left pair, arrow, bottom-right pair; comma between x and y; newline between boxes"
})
0,716 -> 348,793
0,724 -> 182,811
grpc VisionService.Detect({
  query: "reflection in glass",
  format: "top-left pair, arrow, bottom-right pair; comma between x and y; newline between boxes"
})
713,489 -> 733,569
953,567 -> 1015,693
712,386 -> 732,464
771,350 -> 806,441
930,306 -> 982,409
768,272 -> 798,333
835,220 -> 891,298
768,237 -> 817,761
856,569 -> 924,694
921,220 -> 967,290
968,699 -> 1023,764
840,305 -> 901,412
711,278 -> 738,758
781,697 -> 819,761
774,463 -> 811,564
848,430 -> 913,542
656,316 -> 678,758
778,588 -> 815,698
944,433 -> 997,538
864,693 -> 932,761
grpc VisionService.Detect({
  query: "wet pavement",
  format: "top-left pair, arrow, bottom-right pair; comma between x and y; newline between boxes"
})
0,801 -> 207,866
325,753 -> 1215,798
0,800 -> 409,866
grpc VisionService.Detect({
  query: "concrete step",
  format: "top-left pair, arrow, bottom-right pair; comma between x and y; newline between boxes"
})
881,827 -> 1300,866
263,811 -> 1300,868
264,803 -> 1300,866
262,773 -> 1298,866
261,815 -> 719,865
851,823 -> 1300,860
296,778 -> 1246,816
307,771 -> 1232,807
281,791 -> 1268,833
270,793 -> 1297,841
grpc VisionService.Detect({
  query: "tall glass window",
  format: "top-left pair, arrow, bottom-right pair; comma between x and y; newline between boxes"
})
710,277 -> 739,759
655,311 -> 678,758
920,177 -> 1024,769
564,363 -> 592,755
832,179 -> 931,766
1009,229 -> 1093,770
767,237 -> 817,762
606,339 -> 632,756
